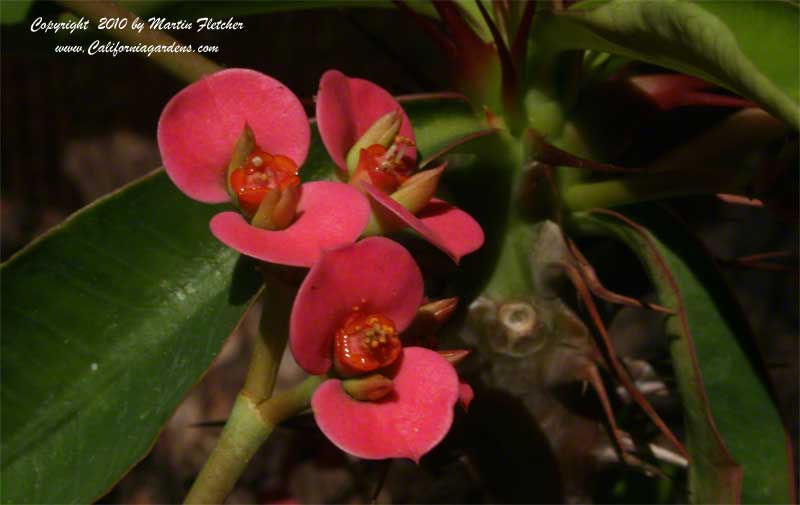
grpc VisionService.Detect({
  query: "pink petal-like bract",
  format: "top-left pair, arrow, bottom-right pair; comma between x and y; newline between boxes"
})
158,68 -> 310,203
316,69 -> 416,173
418,199 -> 485,260
210,181 -> 369,267
312,347 -> 460,462
290,237 -> 424,374
364,184 -> 484,264
458,382 -> 474,411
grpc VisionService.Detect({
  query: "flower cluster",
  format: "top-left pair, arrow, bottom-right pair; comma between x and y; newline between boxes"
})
157,68 -> 483,461
316,70 -> 484,263
157,68 -> 370,267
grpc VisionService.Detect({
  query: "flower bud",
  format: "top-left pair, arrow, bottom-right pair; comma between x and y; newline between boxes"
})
342,373 -> 395,402
345,110 -> 402,174
250,185 -> 299,230
391,164 -> 445,214
420,297 -> 459,324
226,123 -> 256,200
402,297 -> 458,345
438,349 -> 471,365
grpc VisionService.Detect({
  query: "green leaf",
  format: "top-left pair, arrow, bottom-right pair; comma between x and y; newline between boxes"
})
575,206 -> 793,504
537,0 -> 800,128
1,171 -> 262,504
1,0 -> 34,24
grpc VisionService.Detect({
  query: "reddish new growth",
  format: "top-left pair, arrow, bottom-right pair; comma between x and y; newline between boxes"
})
335,311 -> 401,376
354,137 -> 415,194
229,149 -> 300,216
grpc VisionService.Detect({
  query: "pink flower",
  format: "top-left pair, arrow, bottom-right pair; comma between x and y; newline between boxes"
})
157,68 -> 370,267
316,70 -> 484,264
290,237 -> 460,461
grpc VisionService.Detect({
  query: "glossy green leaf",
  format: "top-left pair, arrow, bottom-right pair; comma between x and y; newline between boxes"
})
537,0 -> 800,128
575,206 -> 793,504
1,0 -> 34,24
1,172 -> 263,504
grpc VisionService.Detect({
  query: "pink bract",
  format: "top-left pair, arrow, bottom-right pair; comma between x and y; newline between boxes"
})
158,68 -> 310,203
458,382 -> 474,411
364,184 -> 484,264
289,237 -> 424,374
316,69 -> 416,173
312,347 -> 459,462
210,181 -> 370,267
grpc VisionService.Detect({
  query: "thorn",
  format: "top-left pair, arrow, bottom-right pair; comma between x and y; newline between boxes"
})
629,74 -> 755,110
438,349 -> 472,365
734,250 -> 796,263
565,238 -> 675,314
716,193 -> 765,207
403,297 -> 461,345
420,297 -> 460,324
527,129 -> 644,173
395,91 -> 469,103
563,260 -> 690,461
419,128 -> 498,168
582,364 -> 632,465
718,249 -> 799,274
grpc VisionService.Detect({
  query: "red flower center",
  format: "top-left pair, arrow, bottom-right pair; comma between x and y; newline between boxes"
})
229,149 -> 300,216
334,311 -> 402,376
355,138 -> 414,194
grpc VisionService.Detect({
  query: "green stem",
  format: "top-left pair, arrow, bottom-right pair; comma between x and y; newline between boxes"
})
482,131 -> 538,300
188,266 -> 302,504
483,216 -> 538,299
563,167 -> 751,212
241,269 -> 299,402
57,0 -> 221,83
184,376 -> 323,505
